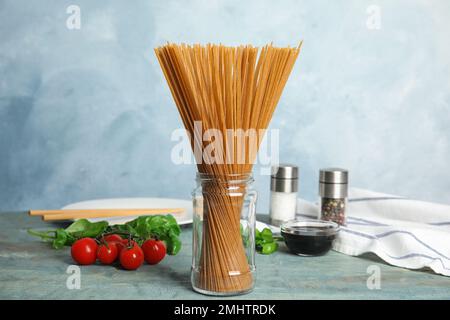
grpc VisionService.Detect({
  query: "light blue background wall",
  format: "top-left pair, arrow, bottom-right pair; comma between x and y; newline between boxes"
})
1,0 -> 449,211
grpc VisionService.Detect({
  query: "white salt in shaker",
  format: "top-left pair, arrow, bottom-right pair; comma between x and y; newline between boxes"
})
269,164 -> 298,226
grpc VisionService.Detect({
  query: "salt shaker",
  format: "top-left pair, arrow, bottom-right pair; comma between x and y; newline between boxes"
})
319,168 -> 348,226
269,164 -> 298,226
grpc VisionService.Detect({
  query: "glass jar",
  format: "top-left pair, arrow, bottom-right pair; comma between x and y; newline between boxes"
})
191,172 -> 257,296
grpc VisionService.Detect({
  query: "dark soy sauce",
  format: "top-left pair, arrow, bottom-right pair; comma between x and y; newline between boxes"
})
281,226 -> 336,256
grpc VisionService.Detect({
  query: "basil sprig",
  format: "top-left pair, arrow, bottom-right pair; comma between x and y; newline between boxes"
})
241,226 -> 282,255
28,214 -> 182,255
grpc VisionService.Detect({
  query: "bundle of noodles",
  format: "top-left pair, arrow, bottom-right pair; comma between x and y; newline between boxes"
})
155,43 -> 301,293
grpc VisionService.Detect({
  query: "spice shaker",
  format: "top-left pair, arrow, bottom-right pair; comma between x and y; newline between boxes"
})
269,164 -> 298,226
319,168 -> 348,226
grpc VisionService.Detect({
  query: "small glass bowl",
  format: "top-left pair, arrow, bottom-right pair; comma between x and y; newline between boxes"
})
280,219 -> 339,256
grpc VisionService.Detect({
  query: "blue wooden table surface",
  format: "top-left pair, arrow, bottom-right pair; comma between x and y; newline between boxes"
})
0,212 -> 449,299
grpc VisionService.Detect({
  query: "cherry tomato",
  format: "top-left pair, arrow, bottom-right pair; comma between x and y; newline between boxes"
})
103,234 -> 123,243
116,239 -> 137,256
97,242 -> 118,265
119,243 -> 144,270
142,239 -> 166,265
71,238 -> 98,265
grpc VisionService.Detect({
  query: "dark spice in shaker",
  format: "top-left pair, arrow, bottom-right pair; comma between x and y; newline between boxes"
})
319,168 -> 348,226
321,197 -> 346,225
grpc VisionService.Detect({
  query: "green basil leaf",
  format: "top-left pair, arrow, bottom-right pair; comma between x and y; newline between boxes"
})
121,214 -> 182,255
166,215 -> 181,236
164,237 -> 182,255
260,241 -> 278,255
65,219 -> 90,233
52,229 -> 68,249
65,219 -> 108,239
260,228 -> 273,242
65,233 -> 77,246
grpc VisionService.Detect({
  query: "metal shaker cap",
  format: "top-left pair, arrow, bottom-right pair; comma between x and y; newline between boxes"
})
271,164 -> 298,193
319,168 -> 348,198
271,164 -> 298,179
319,168 -> 348,184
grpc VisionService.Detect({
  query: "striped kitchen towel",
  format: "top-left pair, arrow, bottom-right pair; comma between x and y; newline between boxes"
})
296,188 -> 450,276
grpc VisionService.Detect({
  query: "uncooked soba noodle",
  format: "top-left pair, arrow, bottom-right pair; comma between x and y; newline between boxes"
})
155,43 -> 301,293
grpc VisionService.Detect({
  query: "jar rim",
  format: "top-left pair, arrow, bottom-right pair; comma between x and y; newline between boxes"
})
196,172 -> 254,184
281,219 -> 339,237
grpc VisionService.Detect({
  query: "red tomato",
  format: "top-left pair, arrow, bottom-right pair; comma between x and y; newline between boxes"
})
97,242 -> 118,265
142,239 -> 166,265
119,243 -> 144,270
116,239 -> 137,256
103,234 -> 123,242
71,238 -> 98,265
